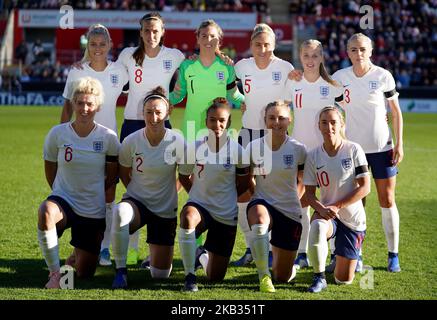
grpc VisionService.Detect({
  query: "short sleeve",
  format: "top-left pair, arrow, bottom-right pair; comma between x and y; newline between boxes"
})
118,136 -> 133,168
178,140 -> 195,175
227,64 -> 237,84
164,132 -> 187,166
236,143 -> 250,171
284,79 -> 294,102
62,68 -> 76,100
303,151 -> 317,186
353,143 -> 370,179
43,126 -> 59,162
117,47 -> 132,69
175,49 -> 185,67
298,144 -> 307,166
178,163 -> 194,176
234,60 -> 243,79
106,131 -> 120,157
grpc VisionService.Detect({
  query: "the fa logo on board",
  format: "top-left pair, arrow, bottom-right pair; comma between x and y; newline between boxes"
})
163,60 -> 172,72
110,74 -> 119,87
320,86 -> 329,98
272,72 -> 281,83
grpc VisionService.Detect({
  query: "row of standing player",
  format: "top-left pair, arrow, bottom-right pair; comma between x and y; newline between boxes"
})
38,13 -> 404,292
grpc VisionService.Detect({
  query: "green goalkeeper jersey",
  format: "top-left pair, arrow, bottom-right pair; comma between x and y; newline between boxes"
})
170,56 -> 243,140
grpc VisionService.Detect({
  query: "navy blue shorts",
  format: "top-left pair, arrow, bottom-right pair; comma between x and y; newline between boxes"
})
122,197 -> 177,246
329,218 -> 365,260
366,149 -> 398,179
247,199 -> 302,251
120,119 -> 172,142
47,195 -> 105,255
238,128 -> 265,148
184,201 -> 237,257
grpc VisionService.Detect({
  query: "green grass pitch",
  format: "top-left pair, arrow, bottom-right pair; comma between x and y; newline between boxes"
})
0,106 -> 435,300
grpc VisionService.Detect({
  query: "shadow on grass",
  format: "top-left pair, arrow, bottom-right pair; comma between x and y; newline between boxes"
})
0,258 -> 318,293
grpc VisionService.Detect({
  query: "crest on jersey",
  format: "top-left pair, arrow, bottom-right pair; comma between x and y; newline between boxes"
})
163,60 -> 172,71
272,72 -> 281,82
283,154 -> 294,168
93,141 -> 103,152
341,158 -> 352,170
110,74 -> 119,86
164,149 -> 176,164
223,157 -> 232,170
216,71 -> 225,81
320,86 -> 329,97
369,81 -> 379,90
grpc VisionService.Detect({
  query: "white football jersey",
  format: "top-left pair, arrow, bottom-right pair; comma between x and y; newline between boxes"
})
303,140 -> 369,231
119,129 -> 185,219
179,137 -> 249,226
235,57 -> 294,130
118,46 -> 185,120
286,76 -> 343,151
248,136 -> 306,223
332,65 -> 398,153
44,123 -> 120,218
62,61 -> 128,133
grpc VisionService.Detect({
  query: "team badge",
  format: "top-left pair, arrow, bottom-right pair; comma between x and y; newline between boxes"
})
320,86 -> 329,97
283,154 -> 294,168
93,141 -> 103,152
163,60 -> 172,71
216,71 -> 225,81
223,157 -> 232,170
110,74 -> 119,86
369,81 -> 378,90
164,149 -> 176,164
341,158 -> 352,170
272,72 -> 281,82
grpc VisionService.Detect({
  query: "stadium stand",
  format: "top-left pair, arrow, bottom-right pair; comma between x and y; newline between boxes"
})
288,0 -> 437,87
0,0 -> 436,91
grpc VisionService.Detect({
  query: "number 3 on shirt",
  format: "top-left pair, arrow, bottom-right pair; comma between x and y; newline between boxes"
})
344,89 -> 351,103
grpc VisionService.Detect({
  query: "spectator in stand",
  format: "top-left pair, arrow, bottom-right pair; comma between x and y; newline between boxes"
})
15,40 -> 28,65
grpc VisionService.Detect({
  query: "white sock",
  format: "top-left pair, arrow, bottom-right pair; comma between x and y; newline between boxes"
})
199,251 -> 209,273
298,206 -> 310,254
238,202 -> 253,250
112,202 -> 134,268
178,228 -> 196,275
329,237 -> 336,255
129,230 -> 139,251
150,265 -> 172,279
308,219 -> 329,273
381,205 -> 400,253
251,224 -> 270,280
100,202 -> 114,250
335,276 -> 353,285
37,228 -> 60,273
